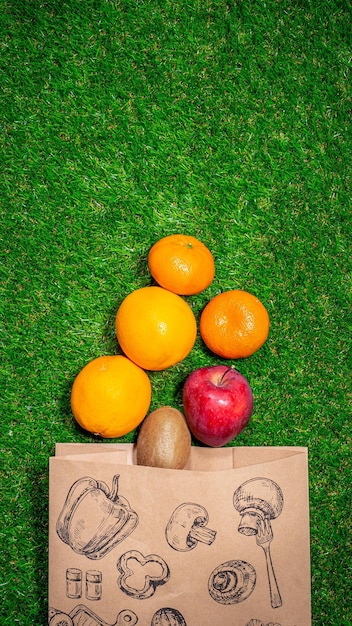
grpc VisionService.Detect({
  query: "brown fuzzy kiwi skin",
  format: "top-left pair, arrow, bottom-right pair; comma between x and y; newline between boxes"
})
136,406 -> 191,469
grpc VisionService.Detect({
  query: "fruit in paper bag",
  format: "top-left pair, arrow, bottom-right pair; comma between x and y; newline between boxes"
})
136,406 -> 191,469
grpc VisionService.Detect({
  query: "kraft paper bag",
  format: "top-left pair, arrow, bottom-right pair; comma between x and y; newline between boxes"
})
48,444 -> 311,626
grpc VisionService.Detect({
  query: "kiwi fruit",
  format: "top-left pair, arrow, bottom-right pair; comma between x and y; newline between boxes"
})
136,406 -> 191,469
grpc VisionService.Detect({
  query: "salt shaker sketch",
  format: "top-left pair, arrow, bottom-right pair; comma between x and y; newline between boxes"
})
66,568 -> 82,599
86,570 -> 102,601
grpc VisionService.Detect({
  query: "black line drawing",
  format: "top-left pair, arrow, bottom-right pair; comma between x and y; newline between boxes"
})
66,569 -> 103,600
151,608 -> 187,625
117,549 -> 170,599
165,502 -> 217,551
208,559 -> 256,605
86,569 -> 102,601
233,477 -> 284,609
56,475 -> 139,560
48,608 -> 74,626
66,568 -> 82,599
48,606 -> 138,626
246,619 -> 281,626
256,518 -> 282,609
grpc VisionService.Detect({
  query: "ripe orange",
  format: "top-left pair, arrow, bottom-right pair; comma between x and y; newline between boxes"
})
200,290 -> 270,359
71,355 -> 151,438
148,234 -> 215,295
115,286 -> 197,370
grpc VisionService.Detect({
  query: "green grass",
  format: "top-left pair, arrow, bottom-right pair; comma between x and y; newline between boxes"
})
1,0 -> 350,623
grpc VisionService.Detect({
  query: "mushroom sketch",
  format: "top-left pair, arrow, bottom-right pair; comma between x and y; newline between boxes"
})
208,559 -> 256,605
233,477 -> 284,535
233,477 -> 283,609
165,502 -> 217,552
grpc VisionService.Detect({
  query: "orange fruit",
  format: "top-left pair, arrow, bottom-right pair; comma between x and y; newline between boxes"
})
71,355 -> 151,438
115,286 -> 197,370
200,289 -> 270,359
148,234 -> 215,295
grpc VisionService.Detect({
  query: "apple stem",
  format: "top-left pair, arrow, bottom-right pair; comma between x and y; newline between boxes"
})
219,367 -> 234,386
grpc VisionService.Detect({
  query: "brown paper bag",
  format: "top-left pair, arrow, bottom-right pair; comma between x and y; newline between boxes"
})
48,444 -> 311,626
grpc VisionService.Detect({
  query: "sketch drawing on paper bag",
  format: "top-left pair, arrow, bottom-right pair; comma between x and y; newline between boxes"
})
65,567 -> 102,601
54,473 -> 284,616
151,608 -> 187,625
165,502 -> 217,551
48,605 -> 189,625
233,477 -> 284,609
116,549 -> 170,599
208,559 -> 257,604
56,474 -> 139,559
49,445 -> 311,625
56,474 -> 283,624
48,605 -> 138,626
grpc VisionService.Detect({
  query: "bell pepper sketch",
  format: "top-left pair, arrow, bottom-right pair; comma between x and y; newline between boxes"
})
208,559 -> 256,605
56,474 -> 139,560
48,606 -> 138,626
233,477 -> 284,609
165,502 -> 217,551
117,549 -> 170,599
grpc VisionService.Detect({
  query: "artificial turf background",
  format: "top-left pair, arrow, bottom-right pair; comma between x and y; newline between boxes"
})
1,1 -> 351,624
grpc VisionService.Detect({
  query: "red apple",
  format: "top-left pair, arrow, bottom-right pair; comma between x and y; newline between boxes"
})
182,365 -> 253,447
